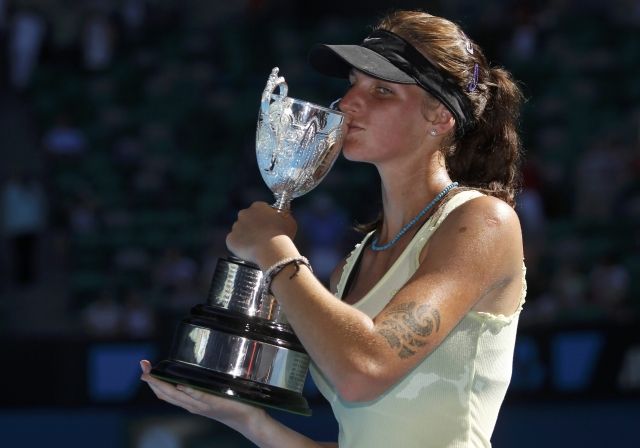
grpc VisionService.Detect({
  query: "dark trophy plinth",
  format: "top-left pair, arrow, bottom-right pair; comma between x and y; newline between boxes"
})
150,67 -> 346,415
151,256 -> 311,415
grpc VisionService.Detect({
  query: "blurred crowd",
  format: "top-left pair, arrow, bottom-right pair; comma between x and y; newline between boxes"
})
0,0 -> 638,341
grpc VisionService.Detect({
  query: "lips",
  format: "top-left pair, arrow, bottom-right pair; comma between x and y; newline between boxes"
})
347,122 -> 364,133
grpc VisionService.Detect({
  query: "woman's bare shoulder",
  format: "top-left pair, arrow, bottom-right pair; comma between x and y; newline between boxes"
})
455,193 -> 521,228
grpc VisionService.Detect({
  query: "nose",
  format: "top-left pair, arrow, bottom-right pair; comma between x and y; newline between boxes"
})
337,84 -> 363,115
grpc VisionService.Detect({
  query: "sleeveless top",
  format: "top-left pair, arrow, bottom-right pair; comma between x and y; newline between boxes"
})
309,190 -> 526,448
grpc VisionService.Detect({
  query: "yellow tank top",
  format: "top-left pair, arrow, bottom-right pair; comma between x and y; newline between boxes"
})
309,190 -> 526,447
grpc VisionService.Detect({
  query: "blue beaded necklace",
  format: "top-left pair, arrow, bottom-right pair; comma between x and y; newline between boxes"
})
370,182 -> 458,251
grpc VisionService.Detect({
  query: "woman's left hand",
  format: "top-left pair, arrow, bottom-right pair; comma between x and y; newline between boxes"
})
140,360 -> 263,430
226,202 -> 298,269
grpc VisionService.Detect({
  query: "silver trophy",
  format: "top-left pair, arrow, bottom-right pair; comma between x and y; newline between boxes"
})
257,67 -> 346,211
151,68 -> 346,415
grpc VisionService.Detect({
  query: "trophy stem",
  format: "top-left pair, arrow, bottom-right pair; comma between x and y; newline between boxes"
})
272,192 -> 292,212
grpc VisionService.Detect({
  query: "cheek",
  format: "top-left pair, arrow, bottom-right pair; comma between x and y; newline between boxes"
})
342,103 -> 428,161
376,114 -> 427,150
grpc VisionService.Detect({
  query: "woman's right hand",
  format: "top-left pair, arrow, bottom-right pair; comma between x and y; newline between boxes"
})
140,360 -> 264,430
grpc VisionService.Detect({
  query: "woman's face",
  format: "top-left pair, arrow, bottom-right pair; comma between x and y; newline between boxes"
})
338,69 -> 431,165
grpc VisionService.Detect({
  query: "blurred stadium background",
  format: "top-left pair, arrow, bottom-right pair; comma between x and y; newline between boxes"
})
0,0 -> 639,446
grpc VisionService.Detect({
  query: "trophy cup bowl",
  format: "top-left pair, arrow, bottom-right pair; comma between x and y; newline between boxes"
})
256,68 -> 346,211
150,68 -> 346,415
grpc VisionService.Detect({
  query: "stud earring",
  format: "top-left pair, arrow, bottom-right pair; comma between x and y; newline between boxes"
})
430,129 -> 438,136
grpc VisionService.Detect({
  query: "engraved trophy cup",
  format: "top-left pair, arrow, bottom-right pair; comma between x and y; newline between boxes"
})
150,68 -> 346,415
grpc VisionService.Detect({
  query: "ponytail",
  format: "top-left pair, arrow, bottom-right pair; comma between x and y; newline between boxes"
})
444,67 -> 524,207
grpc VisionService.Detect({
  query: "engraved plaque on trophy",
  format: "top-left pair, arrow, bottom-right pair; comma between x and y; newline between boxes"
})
150,68 -> 346,415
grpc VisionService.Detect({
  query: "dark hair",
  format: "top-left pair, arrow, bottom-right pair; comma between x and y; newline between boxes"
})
376,10 -> 524,207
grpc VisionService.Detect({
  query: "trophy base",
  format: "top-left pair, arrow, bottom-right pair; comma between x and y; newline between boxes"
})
150,360 -> 312,416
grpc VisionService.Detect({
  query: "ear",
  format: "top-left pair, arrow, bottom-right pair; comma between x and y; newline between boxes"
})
431,104 -> 456,135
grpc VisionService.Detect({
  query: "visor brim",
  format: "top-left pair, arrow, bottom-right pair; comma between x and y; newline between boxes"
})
309,44 -> 415,84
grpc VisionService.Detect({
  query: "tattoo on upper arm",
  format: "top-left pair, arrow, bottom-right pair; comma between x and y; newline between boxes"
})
376,301 -> 441,359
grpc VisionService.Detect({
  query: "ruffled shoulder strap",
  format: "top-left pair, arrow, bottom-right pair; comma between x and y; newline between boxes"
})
334,231 -> 374,299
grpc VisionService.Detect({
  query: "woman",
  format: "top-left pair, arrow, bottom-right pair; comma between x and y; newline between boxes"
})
141,10 -> 525,448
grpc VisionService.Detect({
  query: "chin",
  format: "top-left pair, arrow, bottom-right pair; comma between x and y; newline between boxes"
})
342,150 -> 367,163
342,142 -> 369,163
342,146 -> 386,165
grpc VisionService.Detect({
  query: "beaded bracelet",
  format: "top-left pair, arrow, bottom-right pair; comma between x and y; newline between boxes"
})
262,256 -> 313,294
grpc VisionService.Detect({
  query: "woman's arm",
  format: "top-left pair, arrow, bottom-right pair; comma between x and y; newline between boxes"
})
140,361 -> 336,448
226,197 -> 523,402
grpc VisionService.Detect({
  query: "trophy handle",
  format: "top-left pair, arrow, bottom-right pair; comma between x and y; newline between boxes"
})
260,67 -> 289,176
260,67 -> 288,115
